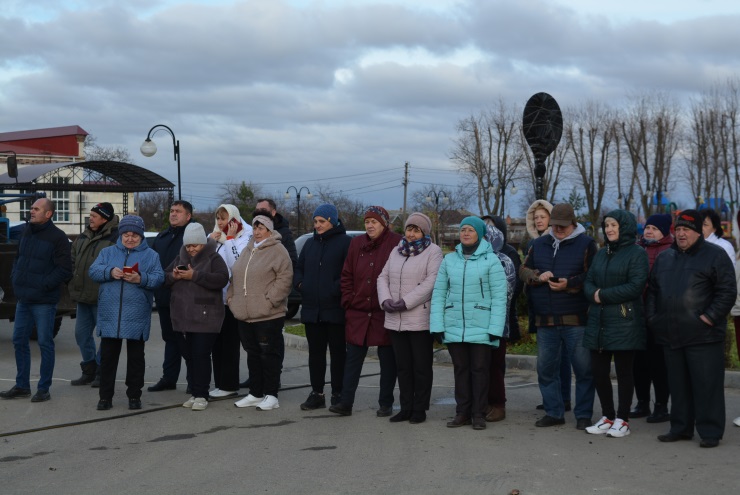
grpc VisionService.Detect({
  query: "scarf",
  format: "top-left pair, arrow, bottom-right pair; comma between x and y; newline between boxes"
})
398,236 -> 431,257
361,227 -> 390,253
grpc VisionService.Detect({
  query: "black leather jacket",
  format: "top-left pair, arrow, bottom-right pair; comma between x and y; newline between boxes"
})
646,236 -> 736,349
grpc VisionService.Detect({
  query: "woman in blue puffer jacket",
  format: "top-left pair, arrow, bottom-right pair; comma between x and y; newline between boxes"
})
89,215 -> 164,411
431,216 -> 507,431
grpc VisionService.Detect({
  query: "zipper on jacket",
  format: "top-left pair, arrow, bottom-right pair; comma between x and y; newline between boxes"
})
397,256 -> 410,331
479,278 -> 484,298
461,258 -> 468,341
117,249 -> 130,339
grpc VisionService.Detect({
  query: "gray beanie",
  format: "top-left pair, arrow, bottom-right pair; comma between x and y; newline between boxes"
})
183,223 -> 207,245
118,215 -> 145,237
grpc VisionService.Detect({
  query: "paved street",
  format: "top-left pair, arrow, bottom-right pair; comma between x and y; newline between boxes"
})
1,314 -> 739,495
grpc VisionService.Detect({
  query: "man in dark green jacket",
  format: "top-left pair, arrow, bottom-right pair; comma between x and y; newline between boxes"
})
68,202 -> 119,386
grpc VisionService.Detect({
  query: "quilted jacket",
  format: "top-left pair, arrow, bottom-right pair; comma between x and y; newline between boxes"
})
430,239 -> 507,347
377,240 -> 443,332
89,238 -> 164,340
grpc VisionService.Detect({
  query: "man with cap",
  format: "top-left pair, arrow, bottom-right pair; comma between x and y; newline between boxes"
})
0,198 -> 72,402
647,210 -> 736,448
148,200 -> 194,392
520,203 -> 598,430
631,213 -> 673,422
68,202 -> 120,386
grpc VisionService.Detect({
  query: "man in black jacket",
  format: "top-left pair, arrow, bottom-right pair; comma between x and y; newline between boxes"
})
646,210 -> 736,448
1,198 -> 72,402
255,198 -> 297,266
148,200 -> 193,392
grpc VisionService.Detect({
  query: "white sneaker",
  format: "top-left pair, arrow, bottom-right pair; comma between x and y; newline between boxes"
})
606,418 -> 630,438
733,416 -> 740,427
234,394 -> 263,408
183,396 -> 196,408
191,397 -> 208,411
209,388 -> 238,398
585,416 -> 613,435
256,395 -> 280,411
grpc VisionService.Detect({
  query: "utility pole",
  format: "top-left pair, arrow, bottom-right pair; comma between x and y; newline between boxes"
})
402,161 -> 409,224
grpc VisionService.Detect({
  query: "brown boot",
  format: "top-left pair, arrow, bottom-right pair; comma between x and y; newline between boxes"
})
485,406 -> 506,422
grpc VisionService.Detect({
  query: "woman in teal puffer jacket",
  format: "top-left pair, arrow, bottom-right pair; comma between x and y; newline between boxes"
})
430,217 -> 507,431
583,209 -> 648,438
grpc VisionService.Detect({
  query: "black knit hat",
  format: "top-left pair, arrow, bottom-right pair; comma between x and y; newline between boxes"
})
91,202 -> 114,221
674,210 -> 703,234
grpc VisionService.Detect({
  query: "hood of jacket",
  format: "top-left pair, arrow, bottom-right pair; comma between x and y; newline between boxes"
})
602,209 -> 638,252
454,237 -> 493,260
246,230 -> 283,251
526,200 -> 554,239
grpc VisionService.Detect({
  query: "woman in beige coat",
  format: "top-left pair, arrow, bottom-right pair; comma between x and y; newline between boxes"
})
227,214 -> 293,411
377,213 -> 443,424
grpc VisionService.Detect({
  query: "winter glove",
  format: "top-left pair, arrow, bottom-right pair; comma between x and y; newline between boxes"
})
431,333 -> 444,345
388,299 -> 407,312
381,299 -> 396,312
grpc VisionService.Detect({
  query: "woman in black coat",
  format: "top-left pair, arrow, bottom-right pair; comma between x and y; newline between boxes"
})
293,204 -> 351,410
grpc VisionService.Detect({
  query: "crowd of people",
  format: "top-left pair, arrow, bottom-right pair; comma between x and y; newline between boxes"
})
2,196 -> 740,448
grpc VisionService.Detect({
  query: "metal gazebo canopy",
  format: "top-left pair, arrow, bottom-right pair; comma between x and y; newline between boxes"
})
0,160 -> 174,194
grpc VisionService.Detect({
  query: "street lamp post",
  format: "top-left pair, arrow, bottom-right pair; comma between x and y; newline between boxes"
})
285,186 -> 312,233
140,124 -> 181,200
425,190 -> 449,244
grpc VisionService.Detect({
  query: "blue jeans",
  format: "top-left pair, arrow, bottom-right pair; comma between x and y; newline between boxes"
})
75,302 -> 100,365
536,325 -> 594,420
12,302 -> 57,391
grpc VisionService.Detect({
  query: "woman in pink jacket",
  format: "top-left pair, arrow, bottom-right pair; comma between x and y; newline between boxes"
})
377,213 -> 443,424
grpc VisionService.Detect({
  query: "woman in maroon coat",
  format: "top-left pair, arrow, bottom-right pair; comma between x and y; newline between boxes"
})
632,214 -> 673,422
329,206 -> 402,417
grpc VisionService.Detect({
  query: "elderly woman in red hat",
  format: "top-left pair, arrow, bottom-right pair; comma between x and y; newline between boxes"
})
329,206 -> 402,417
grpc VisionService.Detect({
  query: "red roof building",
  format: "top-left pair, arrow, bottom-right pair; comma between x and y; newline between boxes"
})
0,125 -> 88,160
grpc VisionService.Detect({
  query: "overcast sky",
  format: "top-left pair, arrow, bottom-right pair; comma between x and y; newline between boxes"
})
2,0 -> 739,215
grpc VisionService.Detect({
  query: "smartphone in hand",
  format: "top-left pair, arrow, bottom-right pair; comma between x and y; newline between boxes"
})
176,265 -> 188,271
549,276 -> 560,283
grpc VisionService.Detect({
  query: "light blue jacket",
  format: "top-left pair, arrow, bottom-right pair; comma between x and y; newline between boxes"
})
430,239 -> 507,347
89,238 -> 164,340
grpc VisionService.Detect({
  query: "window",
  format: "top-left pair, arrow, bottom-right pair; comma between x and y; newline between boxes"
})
18,189 -> 32,221
51,177 -> 70,222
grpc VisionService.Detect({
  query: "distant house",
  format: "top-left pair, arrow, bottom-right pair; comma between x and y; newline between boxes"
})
0,126 -> 166,236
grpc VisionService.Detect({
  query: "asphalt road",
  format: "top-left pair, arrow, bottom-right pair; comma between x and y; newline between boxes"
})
1,314 -> 739,495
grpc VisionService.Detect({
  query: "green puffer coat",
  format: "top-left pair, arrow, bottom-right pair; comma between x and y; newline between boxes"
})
583,209 -> 649,351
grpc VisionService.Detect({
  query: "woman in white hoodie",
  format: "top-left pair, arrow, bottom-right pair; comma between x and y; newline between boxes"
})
208,204 -> 252,398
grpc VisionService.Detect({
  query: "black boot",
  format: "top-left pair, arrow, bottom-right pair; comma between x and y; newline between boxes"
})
91,367 -> 101,388
646,403 -> 670,423
630,400 -> 651,418
71,361 -> 97,386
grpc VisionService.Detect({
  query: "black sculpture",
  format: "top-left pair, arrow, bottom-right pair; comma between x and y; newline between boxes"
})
522,92 -> 563,200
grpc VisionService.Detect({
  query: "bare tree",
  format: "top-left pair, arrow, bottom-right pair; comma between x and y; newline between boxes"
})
136,192 -> 170,231
84,135 -> 133,163
521,126 -> 569,205
621,92 -> 682,217
565,102 -> 617,227
450,99 -> 525,216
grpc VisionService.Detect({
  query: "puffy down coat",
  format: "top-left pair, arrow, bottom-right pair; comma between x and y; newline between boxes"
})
430,240 -> 507,346
89,238 -> 164,340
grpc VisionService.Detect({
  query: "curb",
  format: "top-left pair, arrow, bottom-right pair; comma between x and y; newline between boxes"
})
284,330 -> 740,389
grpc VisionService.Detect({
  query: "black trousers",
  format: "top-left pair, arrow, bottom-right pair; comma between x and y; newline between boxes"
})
390,330 -> 433,412
488,339 -> 507,407
212,306 -> 241,391
238,318 -> 284,398
177,332 -> 218,399
157,306 -> 185,385
664,342 -> 726,441
591,350 -> 635,421
633,330 -> 670,404
305,322 -> 346,395
99,337 -> 145,401
447,342 -> 491,418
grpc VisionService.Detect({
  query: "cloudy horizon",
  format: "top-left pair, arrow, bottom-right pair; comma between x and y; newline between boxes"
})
2,0 -> 739,215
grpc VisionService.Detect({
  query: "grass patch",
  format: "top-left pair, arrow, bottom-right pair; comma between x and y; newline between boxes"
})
285,317 -> 740,369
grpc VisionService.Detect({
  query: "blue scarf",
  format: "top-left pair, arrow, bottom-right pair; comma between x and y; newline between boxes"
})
398,236 -> 431,257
